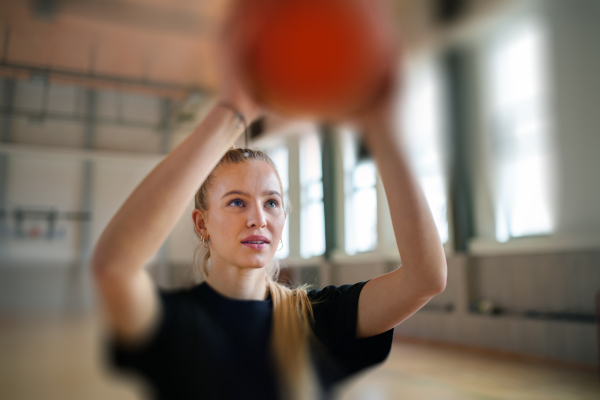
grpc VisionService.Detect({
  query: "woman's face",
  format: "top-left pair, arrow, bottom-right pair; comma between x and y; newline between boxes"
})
195,161 -> 286,270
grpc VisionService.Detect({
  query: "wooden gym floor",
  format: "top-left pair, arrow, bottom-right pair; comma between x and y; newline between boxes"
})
0,314 -> 598,400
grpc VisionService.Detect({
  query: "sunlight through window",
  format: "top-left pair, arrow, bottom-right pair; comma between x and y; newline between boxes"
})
342,130 -> 377,255
402,60 -> 449,244
268,146 -> 290,259
486,19 -> 555,240
300,131 -> 325,258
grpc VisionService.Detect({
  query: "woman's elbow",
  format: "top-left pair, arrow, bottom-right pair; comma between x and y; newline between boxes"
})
430,276 -> 447,295
90,248 -> 112,280
423,269 -> 447,296
90,249 -> 126,284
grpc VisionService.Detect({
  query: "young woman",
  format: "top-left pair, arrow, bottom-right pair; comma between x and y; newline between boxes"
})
92,42 -> 447,400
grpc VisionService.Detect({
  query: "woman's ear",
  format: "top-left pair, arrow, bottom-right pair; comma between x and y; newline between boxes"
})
191,209 -> 208,237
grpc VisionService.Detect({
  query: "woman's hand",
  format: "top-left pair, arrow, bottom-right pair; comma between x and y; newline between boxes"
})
217,3 -> 264,124
350,54 -> 403,138
343,0 -> 404,136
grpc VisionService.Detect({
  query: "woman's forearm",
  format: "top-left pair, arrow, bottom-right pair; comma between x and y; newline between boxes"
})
91,106 -> 243,278
363,123 -> 447,294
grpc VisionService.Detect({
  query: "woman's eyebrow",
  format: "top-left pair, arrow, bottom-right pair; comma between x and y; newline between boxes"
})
221,190 -> 281,199
265,190 -> 282,198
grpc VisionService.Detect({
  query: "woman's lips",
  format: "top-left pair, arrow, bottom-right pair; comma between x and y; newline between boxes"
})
242,242 -> 269,250
241,235 -> 270,250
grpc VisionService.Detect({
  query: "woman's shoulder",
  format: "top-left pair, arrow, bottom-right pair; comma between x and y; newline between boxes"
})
307,280 -> 369,305
305,279 -> 394,382
305,281 -> 370,336
108,283 -> 208,354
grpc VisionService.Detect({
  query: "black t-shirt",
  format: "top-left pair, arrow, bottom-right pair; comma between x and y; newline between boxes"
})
105,280 -> 393,400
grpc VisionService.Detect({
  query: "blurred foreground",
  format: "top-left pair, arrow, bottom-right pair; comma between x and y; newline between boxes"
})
1,312 -> 598,400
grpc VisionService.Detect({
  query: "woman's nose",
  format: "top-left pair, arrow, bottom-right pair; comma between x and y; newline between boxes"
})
247,203 -> 267,228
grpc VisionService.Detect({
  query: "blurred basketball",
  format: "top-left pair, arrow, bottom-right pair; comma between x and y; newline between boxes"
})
228,0 -> 395,120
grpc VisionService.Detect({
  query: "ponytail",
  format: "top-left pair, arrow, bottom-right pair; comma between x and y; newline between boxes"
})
267,274 -> 319,400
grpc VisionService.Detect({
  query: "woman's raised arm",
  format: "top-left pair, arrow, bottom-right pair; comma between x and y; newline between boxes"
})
91,104 -> 252,343
92,5 -> 262,341
350,67 -> 448,339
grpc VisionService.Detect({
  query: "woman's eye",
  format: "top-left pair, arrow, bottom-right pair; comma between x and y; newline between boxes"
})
229,199 -> 244,207
267,200 -> 278,208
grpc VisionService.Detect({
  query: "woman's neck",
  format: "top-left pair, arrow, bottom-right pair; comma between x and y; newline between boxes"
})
205,262 -> 269,301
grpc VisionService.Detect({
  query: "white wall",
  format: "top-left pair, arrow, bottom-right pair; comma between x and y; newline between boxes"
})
0,79 -> 191,311
90,158 -> 162,260
4,153 -> 82,263
546,0 -> 600,236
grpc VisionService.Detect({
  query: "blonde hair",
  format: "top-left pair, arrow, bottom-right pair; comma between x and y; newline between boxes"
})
193,148 -> 319,400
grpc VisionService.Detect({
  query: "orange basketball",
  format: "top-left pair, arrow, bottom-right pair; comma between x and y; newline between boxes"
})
228,0 -> 395,120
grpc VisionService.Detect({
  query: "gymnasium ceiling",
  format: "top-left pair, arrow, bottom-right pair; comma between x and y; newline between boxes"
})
0,0 -> 503,102
0,0 -> 431,99
0,0 -> 231,99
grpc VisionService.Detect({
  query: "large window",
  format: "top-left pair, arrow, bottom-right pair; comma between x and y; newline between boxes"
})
402,59 -> 450,244
343,130 -> 377,254
299,131 -> 325,258
484,19 -> 555,241
267,146 -> 289,259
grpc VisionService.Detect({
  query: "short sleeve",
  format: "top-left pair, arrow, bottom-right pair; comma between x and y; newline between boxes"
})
104,288 -> 187,381
307,280 -> 394,384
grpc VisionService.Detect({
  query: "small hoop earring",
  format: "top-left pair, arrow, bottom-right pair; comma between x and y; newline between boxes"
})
277,239 -> 283,251
202,232 -> 210,249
